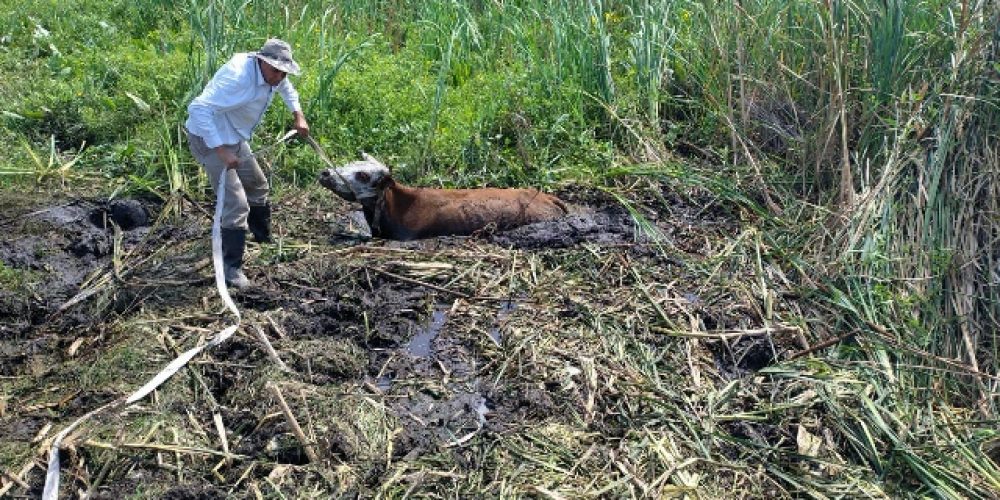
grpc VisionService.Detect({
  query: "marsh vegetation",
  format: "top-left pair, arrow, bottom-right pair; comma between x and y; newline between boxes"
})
1,0 -> 999,497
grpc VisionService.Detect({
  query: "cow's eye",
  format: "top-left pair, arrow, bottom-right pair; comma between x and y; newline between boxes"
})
356,171 -> 371,183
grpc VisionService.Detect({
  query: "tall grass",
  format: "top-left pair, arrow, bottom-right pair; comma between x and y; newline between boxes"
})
828,0 -> 1000,411
184,0 -> 254,100
629,0 -> 673,126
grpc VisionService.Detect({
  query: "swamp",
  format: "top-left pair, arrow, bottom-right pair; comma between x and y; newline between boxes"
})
1,0 -> 999,498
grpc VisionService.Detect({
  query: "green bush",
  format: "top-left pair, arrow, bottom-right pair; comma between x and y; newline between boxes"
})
310,48 -> 433,163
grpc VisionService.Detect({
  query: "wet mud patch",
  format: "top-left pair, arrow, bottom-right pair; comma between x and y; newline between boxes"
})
227,285 -> 295,312
199,336 -> 264,402
0,191 -> 216,413
263,264 -> 507,458
488,207 -> 639,249
271,258 -> 434,348
0,337 -> 51,376
362,301 -> 512,459
3,414 -> 49,442
711,335 -> 780,379
254,239 -> 605,460
0,196 -> 164,334
391,388 -> 489,458
202,245 -> 513,475
404,302 -> 450,357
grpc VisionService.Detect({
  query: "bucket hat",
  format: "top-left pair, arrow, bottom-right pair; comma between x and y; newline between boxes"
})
252,38 -> 301,75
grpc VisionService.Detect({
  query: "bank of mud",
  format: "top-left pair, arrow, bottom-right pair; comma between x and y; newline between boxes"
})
1,180 -> 810,497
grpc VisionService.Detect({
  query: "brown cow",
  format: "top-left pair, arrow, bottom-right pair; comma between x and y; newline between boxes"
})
318,154 -> 568,240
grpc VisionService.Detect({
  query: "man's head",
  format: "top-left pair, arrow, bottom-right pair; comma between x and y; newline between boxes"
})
253,38 -> 301,85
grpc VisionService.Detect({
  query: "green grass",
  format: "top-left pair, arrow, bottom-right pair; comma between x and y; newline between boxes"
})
0,261 -> 33,290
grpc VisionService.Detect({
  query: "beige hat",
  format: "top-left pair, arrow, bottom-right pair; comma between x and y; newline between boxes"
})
252,38 -> 301,75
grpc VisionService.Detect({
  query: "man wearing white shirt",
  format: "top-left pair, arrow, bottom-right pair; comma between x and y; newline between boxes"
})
185,38 -> 310,289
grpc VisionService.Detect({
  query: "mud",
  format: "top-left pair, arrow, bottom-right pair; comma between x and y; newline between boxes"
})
711,335 -> 780,379
722,419 -> 796,455
405,303 -> 449,357
0,182 -> 788,497
0,196 -> 171,336
488,207 -> 637,249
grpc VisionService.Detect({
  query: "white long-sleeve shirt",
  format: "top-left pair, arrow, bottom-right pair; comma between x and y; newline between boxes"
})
185,53 -> 301,149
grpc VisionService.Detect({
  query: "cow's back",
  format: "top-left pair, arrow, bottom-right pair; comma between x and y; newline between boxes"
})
391,185 -> 567,238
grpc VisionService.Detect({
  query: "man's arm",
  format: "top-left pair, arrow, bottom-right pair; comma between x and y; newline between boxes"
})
276,79 -> 309,138
292,110 -> 310,137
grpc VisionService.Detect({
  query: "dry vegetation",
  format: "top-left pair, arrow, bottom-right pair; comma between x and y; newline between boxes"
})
0,178 -> 806,498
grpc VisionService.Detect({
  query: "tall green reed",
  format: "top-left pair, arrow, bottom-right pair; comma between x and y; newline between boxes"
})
184,0 -> 252,102
629,0 -> 674,126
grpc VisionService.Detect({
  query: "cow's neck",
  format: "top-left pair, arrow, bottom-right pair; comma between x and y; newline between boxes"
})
360,183 -> 418,240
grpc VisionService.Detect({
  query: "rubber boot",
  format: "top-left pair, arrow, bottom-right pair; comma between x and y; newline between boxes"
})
221,228 -> 250,289
247,204 -> 273,243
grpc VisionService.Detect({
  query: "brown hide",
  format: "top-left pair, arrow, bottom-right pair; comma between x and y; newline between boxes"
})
365,179 -> 568,240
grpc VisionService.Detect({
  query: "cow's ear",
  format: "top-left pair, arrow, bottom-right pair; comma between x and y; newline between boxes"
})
376,173 -> 394,190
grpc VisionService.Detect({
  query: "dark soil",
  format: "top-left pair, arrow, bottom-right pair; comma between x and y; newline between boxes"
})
0,194 -> 197,337
0,182 -> 795,497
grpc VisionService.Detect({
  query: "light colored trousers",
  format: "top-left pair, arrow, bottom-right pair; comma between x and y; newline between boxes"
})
186,132 -> 269,230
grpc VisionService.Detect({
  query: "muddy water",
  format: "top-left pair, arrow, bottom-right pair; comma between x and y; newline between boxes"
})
488,300 -> 518,345
406,303 -> 450,357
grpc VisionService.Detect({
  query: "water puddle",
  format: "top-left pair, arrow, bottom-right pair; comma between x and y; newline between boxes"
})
474,394 -> 489,424
488,300 -> 518,345
406,303 -> 450,357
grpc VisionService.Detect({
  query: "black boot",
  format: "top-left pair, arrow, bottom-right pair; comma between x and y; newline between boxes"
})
247,204 -> 273,243
220,228 -> 250,288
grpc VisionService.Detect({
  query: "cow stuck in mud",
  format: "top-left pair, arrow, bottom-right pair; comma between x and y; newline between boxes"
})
318,154 -> 569,240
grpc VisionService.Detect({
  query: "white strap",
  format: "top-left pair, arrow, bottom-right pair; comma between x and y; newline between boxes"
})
43,169 -> 242,499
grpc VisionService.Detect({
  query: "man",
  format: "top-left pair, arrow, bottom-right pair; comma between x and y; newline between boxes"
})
185,38 -> 310,289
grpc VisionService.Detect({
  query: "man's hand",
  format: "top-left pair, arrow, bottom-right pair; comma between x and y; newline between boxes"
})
215,146 -> 240,170
293,110 -> 310,138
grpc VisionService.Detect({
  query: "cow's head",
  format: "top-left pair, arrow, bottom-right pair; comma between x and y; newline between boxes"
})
318,153 -> 392,202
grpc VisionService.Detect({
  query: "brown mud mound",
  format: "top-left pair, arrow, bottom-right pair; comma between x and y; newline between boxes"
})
488,207 -> 637,248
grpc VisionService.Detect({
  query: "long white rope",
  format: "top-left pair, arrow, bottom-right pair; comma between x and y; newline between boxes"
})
42,169 -> 241,499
